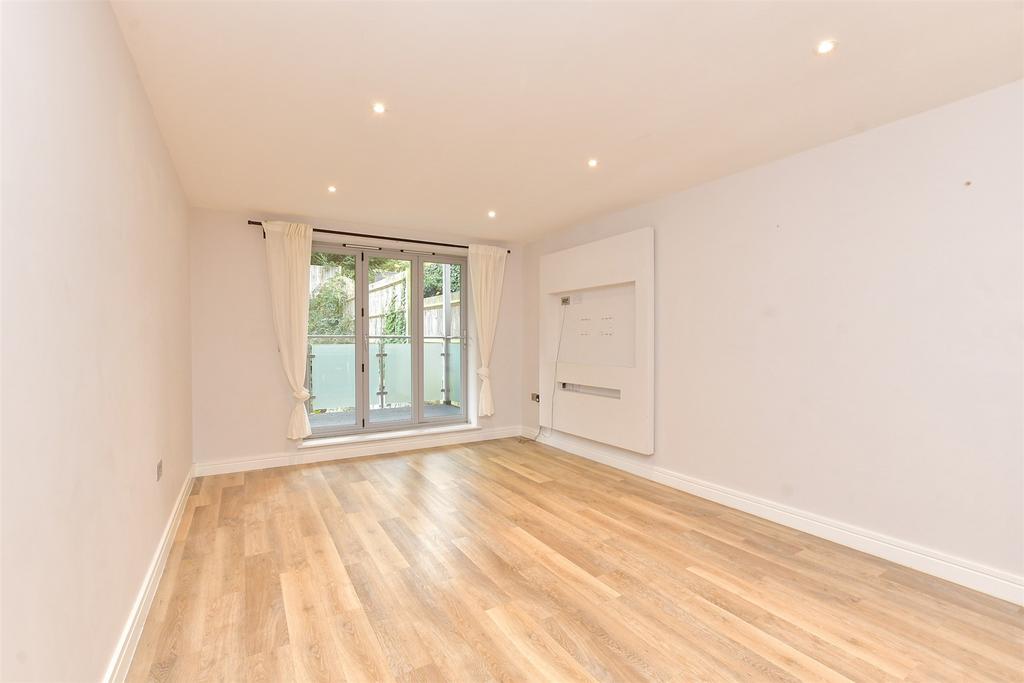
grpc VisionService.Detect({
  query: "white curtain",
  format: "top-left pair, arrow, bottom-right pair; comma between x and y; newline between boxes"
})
468,244 -> 507,417
263,221 -> 313,439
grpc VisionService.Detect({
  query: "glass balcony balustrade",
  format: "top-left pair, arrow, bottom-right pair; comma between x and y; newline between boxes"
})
306,334 -> 462,431
306,335 -> 357,431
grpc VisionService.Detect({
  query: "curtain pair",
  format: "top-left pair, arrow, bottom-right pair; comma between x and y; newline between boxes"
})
263,221 -> 507,439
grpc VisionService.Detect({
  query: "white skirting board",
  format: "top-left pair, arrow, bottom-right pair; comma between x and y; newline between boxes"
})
533,428 -> 1024,605
103,466 -> 195,683
193,425 -> 525,476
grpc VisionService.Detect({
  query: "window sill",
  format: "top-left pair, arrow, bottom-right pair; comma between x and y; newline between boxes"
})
299,422 -> 479,450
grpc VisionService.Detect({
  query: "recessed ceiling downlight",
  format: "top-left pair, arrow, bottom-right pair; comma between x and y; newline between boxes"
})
588,158 -> 599,168
372,102 -> 387,114
327,185 -> 337,193
816,39 -> 837,55
487,210 -> 497,219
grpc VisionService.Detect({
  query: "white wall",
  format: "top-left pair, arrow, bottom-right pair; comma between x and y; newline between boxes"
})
523,83 -> 1023,593
190,209 -> 523,467
1,3 -> 193,680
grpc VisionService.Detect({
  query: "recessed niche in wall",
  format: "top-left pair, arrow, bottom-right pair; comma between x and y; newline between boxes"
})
539,227 -> 654,454
558,281 -> 636,368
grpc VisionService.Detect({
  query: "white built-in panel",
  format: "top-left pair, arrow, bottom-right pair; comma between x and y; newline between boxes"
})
539,227 -> 654,454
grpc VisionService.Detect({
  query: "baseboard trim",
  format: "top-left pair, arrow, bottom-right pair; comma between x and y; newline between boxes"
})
104,465 -> 195,683
194,425 -> 525,476
534,429 -> 1024,605
191,424 -> 1023,604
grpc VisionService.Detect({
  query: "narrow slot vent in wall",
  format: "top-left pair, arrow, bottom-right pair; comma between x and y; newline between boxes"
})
559,383 -> 621,399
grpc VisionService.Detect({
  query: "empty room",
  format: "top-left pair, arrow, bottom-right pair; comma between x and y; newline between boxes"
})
2,1 -> 1023,681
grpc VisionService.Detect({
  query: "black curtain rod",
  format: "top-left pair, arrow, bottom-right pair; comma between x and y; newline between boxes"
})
248,220 -> 510,253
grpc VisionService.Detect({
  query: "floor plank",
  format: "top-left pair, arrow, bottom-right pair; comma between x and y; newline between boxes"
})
127,438 -> 1024,682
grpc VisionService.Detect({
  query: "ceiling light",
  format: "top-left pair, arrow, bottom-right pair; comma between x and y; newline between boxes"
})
372,102 -> 387,114
816,39 -> 836,55
588,158 -> 599,168
487,210 -> 497,218
327,185 -> 337,193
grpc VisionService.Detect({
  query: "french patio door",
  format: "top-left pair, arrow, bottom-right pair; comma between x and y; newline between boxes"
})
306,245 -> 466,437
365,254 -> 416,427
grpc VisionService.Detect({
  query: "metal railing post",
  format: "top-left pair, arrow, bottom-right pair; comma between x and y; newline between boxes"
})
376,338 -> 387,409
441,335 -> 451,405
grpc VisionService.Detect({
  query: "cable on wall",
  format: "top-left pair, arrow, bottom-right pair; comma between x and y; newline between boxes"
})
534,300 -> 569,441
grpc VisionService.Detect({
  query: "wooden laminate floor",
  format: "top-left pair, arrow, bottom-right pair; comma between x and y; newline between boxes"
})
128,438 -> 1024,682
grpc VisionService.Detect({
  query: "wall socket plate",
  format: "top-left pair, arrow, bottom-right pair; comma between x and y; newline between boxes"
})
156,459 -> 163,482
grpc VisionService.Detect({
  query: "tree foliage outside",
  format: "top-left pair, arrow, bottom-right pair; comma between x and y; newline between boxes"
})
423,262 -> 461,298
382,292 -> 407,337
308,255 -> 459,340
370,258 -> 410,341
368,258 -> 409,284
309,252 -> 356,335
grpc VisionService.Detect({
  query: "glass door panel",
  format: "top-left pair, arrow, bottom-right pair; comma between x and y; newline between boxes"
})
307,251 -> 358,433
422,261 -> 464,420
367,256 -> 414,425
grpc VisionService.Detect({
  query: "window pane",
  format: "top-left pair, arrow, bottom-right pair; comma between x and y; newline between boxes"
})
368,257 -> 412,424
307,252 -> 357,431
422,261 -> 463,419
